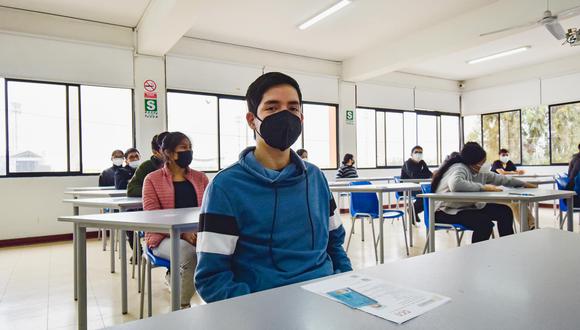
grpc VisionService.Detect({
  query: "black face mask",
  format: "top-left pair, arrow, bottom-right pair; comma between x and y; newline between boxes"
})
255,110 -> 302,151
175,150 -> 193,169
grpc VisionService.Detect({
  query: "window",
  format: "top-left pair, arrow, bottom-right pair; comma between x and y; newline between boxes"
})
356,108 -> 376,168
521,106 -> 549,165
403,112 -> 417,158
302,103 -> 337,169
482,113 -> 500,159
167,92 -> 219,171
80,86 -> 133,174
463,115 -> 482,145
417,114 -> 438,165
499,111 -> 521,164
385,112 -> 404,166
376,112 -> 386,167
68,86 -> 81,172
219,98 -> 254,168
440,115 -> 460,162
550,102 -> 580,164
0,78 -> 5,176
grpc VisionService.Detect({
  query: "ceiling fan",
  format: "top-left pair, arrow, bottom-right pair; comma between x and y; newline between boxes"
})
480,0 -> 580,41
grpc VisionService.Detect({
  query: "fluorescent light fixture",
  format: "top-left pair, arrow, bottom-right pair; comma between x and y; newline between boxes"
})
299,0 -> 352,30
466,46 -> 531,64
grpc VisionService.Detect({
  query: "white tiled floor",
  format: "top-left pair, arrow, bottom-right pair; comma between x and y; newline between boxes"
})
0,208 -> 575,329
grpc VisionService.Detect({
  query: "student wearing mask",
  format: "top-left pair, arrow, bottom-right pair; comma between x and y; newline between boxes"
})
336,153 -> 358,178
491,149 -> 524,175
114,148 -> 141,190
195,72 -> 351,303
566,144 -> 580,207
99,149 -> 124,187
431,142 -> 537,243
143,131 -> 209,308
401,146 -> 432,222
296,148 -> 308,161
127,132 -> 169,197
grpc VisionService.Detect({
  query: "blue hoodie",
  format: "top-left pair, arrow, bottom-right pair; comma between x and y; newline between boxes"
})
195,147 -> 352,303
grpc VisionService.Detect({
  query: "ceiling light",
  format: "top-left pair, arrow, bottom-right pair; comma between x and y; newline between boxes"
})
466,46 -> 531,64
298,0 -> 352,30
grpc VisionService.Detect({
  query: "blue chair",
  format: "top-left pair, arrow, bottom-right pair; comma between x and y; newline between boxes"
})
421,184 -> 475,254
139,244 -> 171,318
394,176 -> 415,210
554,176 -> 580,229
347,181 -> 409,260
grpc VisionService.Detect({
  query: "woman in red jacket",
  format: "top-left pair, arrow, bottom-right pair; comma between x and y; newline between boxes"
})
143,131 -> 209,308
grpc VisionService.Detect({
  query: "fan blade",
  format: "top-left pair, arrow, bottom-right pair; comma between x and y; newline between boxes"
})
556,5 -> 580,19
545,20 -> 566,39
480,21 -> 538,37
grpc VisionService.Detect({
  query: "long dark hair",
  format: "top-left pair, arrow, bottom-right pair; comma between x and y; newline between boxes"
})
161,131 -> 191,162
342,153 -> 354,165
431,142 -> 487,191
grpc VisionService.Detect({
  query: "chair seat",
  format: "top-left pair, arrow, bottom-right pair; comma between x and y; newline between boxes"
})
145,246 -> 170,268
354,209 -> 405,219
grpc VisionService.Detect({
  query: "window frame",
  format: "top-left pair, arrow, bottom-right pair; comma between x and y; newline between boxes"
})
548,100 -> 580,165
2,78 -> 135,178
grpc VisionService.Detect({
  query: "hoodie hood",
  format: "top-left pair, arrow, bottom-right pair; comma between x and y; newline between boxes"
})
238,147 -> 307,187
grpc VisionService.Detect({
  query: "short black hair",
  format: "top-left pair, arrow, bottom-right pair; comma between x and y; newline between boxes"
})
411,145 -> 423,154
111,149 -> 124,157
342,153 -> 354,165
124,148 -> 140,159
296,149 -> 307,157
499,148 -> 509,154
246,72 -> 302,115
152,131 -> 169,152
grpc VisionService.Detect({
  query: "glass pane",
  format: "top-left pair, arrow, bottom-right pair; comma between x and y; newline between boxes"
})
68,86 -> 81,172
303,103 -> 337,169
482,114 -> 499,158
0,78 -> 5,176
463,115 -> 482,145
376,112 -> 386,167
550,102 -> 580,164
355,108 -> 376,168
81,86 -> 133,174
499,111 -> 521,164
219,98 -> 254,169
403,112 -> 417,159
7,81 -> 67,173
386,112 -> 404,166
168,92 -> 218,171
417,114 -> 438,165
522,106 -> 549,165
441,115 -> 460,162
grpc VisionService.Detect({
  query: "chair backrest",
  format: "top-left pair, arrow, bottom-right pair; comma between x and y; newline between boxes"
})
421,184 -> 431,229
394,176 -> 402,200
146,246 -> 170,268
555,176 -> 570,212
349,181 -> 378,217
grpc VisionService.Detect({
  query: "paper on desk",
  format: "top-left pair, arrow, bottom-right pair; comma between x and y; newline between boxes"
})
302,274 -> 451,324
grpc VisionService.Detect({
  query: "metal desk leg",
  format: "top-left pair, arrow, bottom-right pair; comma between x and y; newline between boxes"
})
378,192 -> 384,264
428,198 -> 435,253
73,205 -> 79,301
534,202 -> 540,229
170,229 -> 181,311
567,197 -> 574,232
102,229 -> 107,251
77,225 -> 87,330
132,231 -> 137,279
110,229 -> 115,273
520,202 -> 529,232
120,229 -> 128,314
406,191 -> 413,247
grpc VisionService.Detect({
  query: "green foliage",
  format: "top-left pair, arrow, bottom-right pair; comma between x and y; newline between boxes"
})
522,106 -> 550,165
500,111 -> 521,163
483,114 -> 499,157
551,104 -> 580,163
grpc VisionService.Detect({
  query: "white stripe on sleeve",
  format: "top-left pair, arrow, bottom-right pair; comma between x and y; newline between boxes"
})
329,214 -> 342,231
197,232 -> 238,255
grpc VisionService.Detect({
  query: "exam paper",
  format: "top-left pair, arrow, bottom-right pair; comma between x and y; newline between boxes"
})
302,274 -> 451,324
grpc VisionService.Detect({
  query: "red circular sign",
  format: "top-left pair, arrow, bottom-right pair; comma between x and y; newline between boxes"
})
144,80 -> 157,92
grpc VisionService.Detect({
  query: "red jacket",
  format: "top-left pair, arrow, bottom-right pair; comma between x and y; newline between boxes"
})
143,165 -> 209,248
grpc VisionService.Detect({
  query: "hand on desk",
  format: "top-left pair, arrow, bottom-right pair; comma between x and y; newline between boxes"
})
483,185 -> 503,192
517,170 -> 525,175
181,232 -> 197,245
524,183 -> 538,189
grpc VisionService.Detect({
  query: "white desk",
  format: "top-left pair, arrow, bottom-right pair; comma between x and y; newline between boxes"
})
65,189 -> 127,199
334,176 -> 395,182
399,178 -> 431,183
58,207 -> 201,330
506,174 -> 555,178
65,186 -> 116,192
418,189 -> 576,253
329,183 -> 421,263
105,229 -> 580,330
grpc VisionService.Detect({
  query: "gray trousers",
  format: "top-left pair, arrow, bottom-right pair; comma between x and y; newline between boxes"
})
152,238 -> 197,306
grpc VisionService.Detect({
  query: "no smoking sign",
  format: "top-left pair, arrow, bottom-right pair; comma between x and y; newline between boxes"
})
144,79 -> 157,92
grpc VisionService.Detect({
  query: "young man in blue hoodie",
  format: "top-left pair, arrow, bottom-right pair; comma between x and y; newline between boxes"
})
195,72 -> 352,303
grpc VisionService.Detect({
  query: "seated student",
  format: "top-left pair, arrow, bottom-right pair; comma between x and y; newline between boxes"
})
566,143 -> 580,207
114,148 -> 141,190
336,153 -> 358,178
296,148 -> 308,161
195,72 -> 352,303
491,149 -> 524,175
401,145 -> 432,222
143,131 -> 209,308
431,142 -> 537,243
127,132 -> 169,198
99,150 -> 124,187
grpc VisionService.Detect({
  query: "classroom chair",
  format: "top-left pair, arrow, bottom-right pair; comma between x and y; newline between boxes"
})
347,181 -> 409,260
555,176 -> 580,229
393,176 -> 415,210
139,244 -> 171,319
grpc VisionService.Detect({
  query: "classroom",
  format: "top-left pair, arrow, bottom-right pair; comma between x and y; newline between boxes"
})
1,1 -> 580,329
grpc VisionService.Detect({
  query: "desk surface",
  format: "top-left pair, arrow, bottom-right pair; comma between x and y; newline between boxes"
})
65,186 -> 115,192
334,176 -> 395,182
62,197 -> 143,209
58,207 -> 200,231
418,188 -> 575,202
329,183 -> 421,193
106,229 -> 580,330
64,189 -> 127,197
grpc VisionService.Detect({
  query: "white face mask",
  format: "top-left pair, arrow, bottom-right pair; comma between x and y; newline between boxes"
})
413,153 -> 423,162
112,158 -> 124,167
128,160 -> 140,169
500,156 -> 509,163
